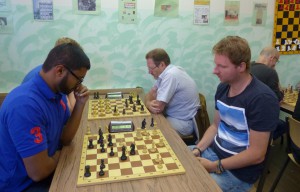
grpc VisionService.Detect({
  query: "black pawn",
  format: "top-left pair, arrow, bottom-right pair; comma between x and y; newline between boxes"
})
114,105 -> 117,113
88,139 -> 94,149
150,117 -> 154,127
122,108 -> 126,115
141,118 -> 146,129
141,105 -> 144,111
100,159 -> 105,169
109,146 -> 115,156
99,167 -> 105,176
84,165 -> 91,177
130,143 -> 136,155
101,144 -> 105,153
132,104 -> 136,112
120,146 -> 127,161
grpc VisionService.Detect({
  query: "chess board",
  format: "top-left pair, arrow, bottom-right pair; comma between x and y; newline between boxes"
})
88,97 -> 151,120
272,0 -> 300,54
283,90 -> 298,107
77,129 -> 185,187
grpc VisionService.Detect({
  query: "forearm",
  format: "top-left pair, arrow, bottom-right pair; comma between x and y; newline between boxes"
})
60,102 -> 85,145
196,123 -> 217,151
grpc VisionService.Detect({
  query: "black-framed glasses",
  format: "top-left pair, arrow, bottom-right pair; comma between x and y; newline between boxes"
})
63,65 -> 84,85
147,65 -> 158,71
274,57 -> 280,64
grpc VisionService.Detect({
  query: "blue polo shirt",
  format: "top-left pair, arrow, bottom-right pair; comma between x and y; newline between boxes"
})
0,74 -> 70,191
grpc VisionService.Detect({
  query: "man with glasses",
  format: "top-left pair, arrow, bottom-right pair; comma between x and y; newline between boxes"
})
22,37 -> 83,112
144,48 -> 200,137
251,46 -> 285,141
0,43 -> 90,191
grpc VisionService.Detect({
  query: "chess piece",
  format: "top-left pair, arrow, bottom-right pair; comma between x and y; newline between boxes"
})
84,165 -> 91,177
125,99 -> 129,108
122,108 -> 126,115
120,145 -> 127,161
130,143 -> 136,155
140,105 -> 144,111
136,129 -> 143,140
141,119 -> 146,129
100,159 -> 105,169
109,146 -> 115,156
132,104 -> 136,112
157,139 -> 165,147
154,154 -> 161,163
129,95 -> 133,104
150,118 -> 154,127
149,142 -> 157,153
99,167 -> 105,176
101,144 -> 105,153
157,161 -> 163,169
88,139 -> 94,149
142,145 -> 147,153
86,126 -> 91,135
108,134 -> 113,146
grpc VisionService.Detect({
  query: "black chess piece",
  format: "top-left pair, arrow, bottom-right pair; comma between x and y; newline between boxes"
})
99,167 -> 105,176
108,134 -> 113,146
100,159 -> 105,169
141,118 -> 146,129
94,92 -> 97,99
120,145 -> 127,161
125,99 -> 128,108
141,105 -> 144,111
101,144 -> 105,153
130,143 -> 136,155
129,96 -> 133,104
150,117 -> 154,127
84,165 -> 91,177
100,139 -> 104,148
122,108 -> 126,115
109,146 -> 115,156
114,105 -> 117,113
132,104 -> 136,112
88,139 -> 94,149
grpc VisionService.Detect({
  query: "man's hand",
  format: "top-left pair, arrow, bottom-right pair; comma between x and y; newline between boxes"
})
73,84 -> 89,105
196,157 -> 217,173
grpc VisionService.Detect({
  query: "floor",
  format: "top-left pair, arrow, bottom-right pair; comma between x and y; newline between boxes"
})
251,136 -> 300,192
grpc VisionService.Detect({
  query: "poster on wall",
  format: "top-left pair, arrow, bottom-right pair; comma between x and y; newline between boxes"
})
0,13 -> 13,33
32,0 -> 53,21
73,0 -> 101,15
252,3 -> 267,26
0,0 -> 10,11
154,0 -> 178,17
119,0 -> 137,24
224,0 -> 240,25
272,0 -> 300,55
194,0 -> 210,25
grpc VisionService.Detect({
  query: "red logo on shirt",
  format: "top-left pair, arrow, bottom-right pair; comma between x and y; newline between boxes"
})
30,127 -> 43,144
60,99 -> 66,111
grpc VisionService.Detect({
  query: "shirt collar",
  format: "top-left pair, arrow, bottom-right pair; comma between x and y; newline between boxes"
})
33,73 -> 63,100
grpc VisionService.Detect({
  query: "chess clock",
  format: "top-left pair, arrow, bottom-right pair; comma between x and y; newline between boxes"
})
106,92 -> 123,99
109,121 -> 134,133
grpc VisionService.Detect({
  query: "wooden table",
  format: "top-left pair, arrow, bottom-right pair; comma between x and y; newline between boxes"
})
280,102 -> 295,115
49,88 -> 221,192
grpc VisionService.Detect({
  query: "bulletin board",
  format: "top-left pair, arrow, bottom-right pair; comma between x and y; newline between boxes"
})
272,0 -> 300,55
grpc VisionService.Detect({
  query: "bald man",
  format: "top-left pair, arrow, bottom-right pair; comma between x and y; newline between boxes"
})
251,46 -> 283,101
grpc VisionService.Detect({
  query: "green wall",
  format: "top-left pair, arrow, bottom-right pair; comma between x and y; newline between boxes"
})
0,0 -> 299,121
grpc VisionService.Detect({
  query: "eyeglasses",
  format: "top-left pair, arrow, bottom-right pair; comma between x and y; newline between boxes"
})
63,65 -> 84,85
147,65 -> 158,71
273,57 -> 280,64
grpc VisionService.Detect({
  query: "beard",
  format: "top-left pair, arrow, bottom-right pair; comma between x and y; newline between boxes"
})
59,74 -> 75,95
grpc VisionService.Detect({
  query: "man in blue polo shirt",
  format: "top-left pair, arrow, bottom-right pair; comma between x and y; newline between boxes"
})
144,48 -> 200,136
0,43 -> 91,191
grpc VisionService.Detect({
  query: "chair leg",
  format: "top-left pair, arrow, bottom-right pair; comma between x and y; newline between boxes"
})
269,156 -> 290,192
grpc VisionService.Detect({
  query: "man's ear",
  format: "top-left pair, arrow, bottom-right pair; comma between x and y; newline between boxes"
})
54,64 -> 65,77
238,62 -> 247,72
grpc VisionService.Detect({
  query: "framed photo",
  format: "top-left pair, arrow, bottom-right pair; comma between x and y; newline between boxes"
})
73,0 -> 101,15
32,0 -> 53,21
0,0 -> 11,11
0,13 -> 13,34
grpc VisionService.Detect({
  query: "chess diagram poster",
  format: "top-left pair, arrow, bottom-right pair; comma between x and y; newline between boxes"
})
119,0 -> 137,24
73,0 -> 101,15
194,0 -> 210,25
252,3 -> 267,26
224,0 -> 240,26
154,0 -> 178,17
272,0 -> 300,55
0,0 -> 10,11
32,0 -> 53,21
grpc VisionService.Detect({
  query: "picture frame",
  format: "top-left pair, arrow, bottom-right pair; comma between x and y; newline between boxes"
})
73,0 -> 101,15
0,13 -> 13,34
0,0 -> 11,11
